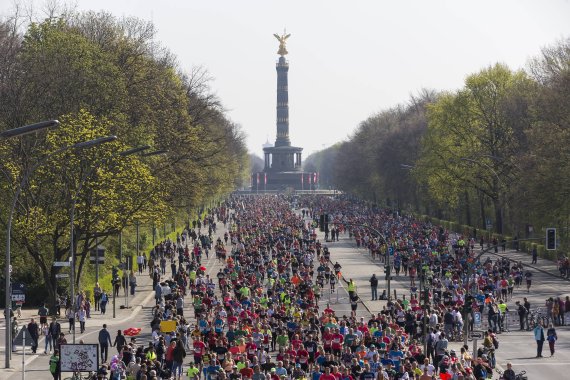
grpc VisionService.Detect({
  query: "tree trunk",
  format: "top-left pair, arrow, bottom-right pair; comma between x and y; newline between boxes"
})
464,191 -> 472,226
493,197 -> 503,234
75,235 -> 90,289
47,271 -> 57,316
478,191 -> 487,230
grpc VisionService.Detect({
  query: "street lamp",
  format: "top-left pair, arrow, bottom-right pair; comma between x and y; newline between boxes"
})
0,120 -> 60,139
119,145 -> 151,157
91,145 -> 151,284
2,119 -> 69,369
142,149 -> 167,157
68,135 -> 117,343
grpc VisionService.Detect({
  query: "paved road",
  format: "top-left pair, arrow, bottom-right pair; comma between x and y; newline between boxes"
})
307,215 -> 570,380
1,223 -> 229,380
3,203 -> 569,379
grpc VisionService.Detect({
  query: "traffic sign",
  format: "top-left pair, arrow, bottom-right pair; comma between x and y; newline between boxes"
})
11,283 -> 25,303
470,330 -> 484,339
11,294 -> 25,302
55,273 -> 70,279
53,261 -> 71,267
388,247 -> 394,256
473,311 -> 481,328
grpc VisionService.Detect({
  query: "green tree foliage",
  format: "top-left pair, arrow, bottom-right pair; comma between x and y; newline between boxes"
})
310,90 -> 435,207
523,38 -> 570,236
313,40 -> 569,243
417,64 -> 532,233
304,144 -> 340,189
2,110 -> 167,306
0,11 -> 249,306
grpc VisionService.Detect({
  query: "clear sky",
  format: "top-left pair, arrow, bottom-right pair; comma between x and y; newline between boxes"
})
3,0 -> 570,157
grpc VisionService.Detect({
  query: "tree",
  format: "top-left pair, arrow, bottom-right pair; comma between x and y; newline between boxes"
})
417,64 -> 531,233
522,38 -> 570,241
3,110 -> 167,308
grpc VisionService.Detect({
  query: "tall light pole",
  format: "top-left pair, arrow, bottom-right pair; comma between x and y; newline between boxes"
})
69,135 -> 117,343
2,120 -> 62,368
116,144 -> 151,268
70,140 -> 149,340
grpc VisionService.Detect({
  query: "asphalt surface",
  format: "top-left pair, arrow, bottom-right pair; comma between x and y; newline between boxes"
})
313,219 -> 570,380
2,203 -> 569,380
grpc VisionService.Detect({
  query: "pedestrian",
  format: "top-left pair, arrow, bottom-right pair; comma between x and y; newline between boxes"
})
172,339 -> 187,378
47,317 -> 61,352
369,274 -> 378,301
93,282 -> 102,311
55,333 -> 67,351
38,303 -> 49,330
49,349 -> 61,380
434,333 -> 448,369
77,305 -> 87,333
66,306 -> 74,333
129,271 -> 137,296
98,323 -> 113,363
11,317 -> 18,352
137,253 -> 144,274
546,323 -> 557,356
42,322 -> 52,354
525,271 -> 533,293
113,330 -> 127,354
533,320 -> 545,358
100,290 -> 109,315
27,317 -> 40,354
531,247 -> 538,264
516,301 -> 528,331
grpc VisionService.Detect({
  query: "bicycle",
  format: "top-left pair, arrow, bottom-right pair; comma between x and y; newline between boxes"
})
496,368 -> 527,380
63,372 -> 96,380
529,308 -> 550,328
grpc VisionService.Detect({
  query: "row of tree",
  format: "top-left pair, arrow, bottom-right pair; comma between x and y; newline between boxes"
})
0,9 -> 249,306
305,37 -> 570,247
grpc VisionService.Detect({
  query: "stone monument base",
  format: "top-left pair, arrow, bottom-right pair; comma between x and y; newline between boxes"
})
251,171 -> 316,191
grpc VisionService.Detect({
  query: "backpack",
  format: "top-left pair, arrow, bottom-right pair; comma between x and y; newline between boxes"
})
492,336 -> 499,349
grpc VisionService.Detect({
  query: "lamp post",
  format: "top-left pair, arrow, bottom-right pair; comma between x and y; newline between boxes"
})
69,135 -> 117,344
71,142 -> 151,339
2,119 -> 64,369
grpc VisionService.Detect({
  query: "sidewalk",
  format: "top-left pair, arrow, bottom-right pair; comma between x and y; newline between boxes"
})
2,215 -> 237,380
0,252 -> 157,378
486,247 -> 569,281
316,228 -> 569,316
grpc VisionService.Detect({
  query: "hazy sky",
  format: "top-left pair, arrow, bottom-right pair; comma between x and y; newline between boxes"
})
3,0 -> 570,157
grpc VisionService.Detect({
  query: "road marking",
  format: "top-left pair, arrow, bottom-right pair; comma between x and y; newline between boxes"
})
505,362 -> 570,365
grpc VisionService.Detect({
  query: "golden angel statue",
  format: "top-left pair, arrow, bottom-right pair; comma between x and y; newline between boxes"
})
274,32 -> 291,56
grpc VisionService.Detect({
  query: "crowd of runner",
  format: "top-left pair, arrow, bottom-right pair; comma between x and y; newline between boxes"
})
45,194 -> 569,380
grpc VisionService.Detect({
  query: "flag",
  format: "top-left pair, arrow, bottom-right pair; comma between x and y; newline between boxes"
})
257,173 -> 260,184
264,173 -> 267,185
301,174 -> 304,184
313,172 -> 317,183
309,175 -> 312,185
